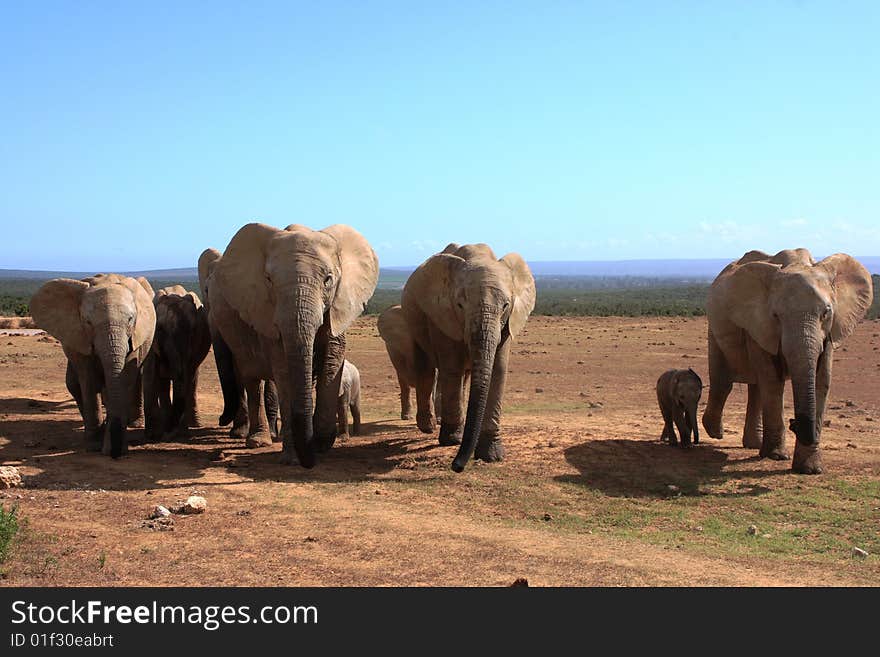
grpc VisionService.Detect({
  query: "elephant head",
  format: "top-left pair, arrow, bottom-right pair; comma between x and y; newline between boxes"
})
717,252 -> 872,447
404,243 -> 535,472
212,223 -> 378,466
30,274 -> 156,457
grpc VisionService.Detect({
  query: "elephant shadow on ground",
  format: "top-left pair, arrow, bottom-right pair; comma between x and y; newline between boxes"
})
557,437 -> 784,499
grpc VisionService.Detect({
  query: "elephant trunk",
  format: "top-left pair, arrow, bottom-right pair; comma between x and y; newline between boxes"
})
451,322 -> 500,473
281,293 -> 323,469
96,322 -> 130,458
789,360 -> 818,446
287,344 -> 316,468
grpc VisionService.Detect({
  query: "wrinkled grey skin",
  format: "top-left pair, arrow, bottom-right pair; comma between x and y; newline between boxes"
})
31,274 -> 156,458
198,248 -> 279,446
656,368 -> 703,448
402,243 -> 536,473
209,223 -> 379,468
337,360 -> 362,438
143,286 -> 211,441
703,248 -> 873,474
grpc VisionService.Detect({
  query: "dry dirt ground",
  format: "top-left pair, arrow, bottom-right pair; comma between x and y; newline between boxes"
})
1,316 -> 879,586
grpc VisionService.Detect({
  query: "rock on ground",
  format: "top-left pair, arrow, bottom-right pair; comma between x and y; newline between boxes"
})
178,495 -> 207,515
0,466 -> 22,489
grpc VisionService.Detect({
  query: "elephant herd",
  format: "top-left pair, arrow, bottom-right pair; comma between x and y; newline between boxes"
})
30,227 -> 873,476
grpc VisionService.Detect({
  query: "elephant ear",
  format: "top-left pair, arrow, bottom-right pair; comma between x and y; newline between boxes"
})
722,261 -> 782,355
198,248 -> 222,301
404,253 -> 466,342
321,224 -> 379,337
817,254 -> 874,347
30,279 -> 91,354
500,253 -> 536,339
214,223 -> 279,338
123,276 -> 157,350
136,276 -> 155,298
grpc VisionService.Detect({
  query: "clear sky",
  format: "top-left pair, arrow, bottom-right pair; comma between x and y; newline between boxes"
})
1,1 -> 878,270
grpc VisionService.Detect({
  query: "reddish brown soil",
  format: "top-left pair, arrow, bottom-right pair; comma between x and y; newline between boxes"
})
2,316 -> 879,586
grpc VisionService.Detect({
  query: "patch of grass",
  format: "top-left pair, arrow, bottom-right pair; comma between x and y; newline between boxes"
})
0,505 -> 20,563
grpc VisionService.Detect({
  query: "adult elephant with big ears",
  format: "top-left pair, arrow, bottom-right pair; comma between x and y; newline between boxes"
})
30,274 -> 156,457
702,248 -> 873,474
402,243 -> 536,473
210,223 -> 379,467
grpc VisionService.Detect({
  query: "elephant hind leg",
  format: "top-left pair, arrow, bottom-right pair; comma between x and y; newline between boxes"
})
337,393 -> 349,438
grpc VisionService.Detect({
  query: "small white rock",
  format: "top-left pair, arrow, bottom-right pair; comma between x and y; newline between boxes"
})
149,505 -> 171,519
852,547 -> 869,559
180,495 -> 207,515
747,525 -> 758,536
0,466 -> 22,489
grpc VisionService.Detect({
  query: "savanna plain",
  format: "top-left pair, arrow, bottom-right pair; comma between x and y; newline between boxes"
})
1,315 -> 879,586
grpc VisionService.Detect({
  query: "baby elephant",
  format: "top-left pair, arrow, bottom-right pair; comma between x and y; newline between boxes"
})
656,368 -> 703,448
337,360 -> 362,438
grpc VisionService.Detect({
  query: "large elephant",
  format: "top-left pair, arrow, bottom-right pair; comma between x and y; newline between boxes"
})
702,249 -> 873,474
401,243 -> 536,472
198,248 -> 279,446
30,274 -> 156,457
210,223 -> 379,467
377,304 -> 442,422
143,286 -> 211,441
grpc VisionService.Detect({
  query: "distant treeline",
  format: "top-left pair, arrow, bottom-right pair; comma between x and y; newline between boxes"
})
3,275 -> 879,320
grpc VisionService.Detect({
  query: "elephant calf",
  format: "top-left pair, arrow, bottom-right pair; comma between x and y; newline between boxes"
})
337,360 -> 362,438
143,286 -> 211,442
656,368 -> 703,448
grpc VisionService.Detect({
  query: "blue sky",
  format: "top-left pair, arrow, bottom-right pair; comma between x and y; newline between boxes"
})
1,2 -> 878,269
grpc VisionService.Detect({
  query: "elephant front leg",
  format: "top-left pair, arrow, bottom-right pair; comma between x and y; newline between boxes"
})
313,332 -> 345,453
72,360 -> 104,451
264,380 -> 280,442
742,384 -> 763,449
474,336 -> 510,463
412,346 -> 437,433
793,345 -> 831,475
437,368 -> 465,446
748,344 -> 789,461
244,379 -> 272,448
702,330 -> 732,439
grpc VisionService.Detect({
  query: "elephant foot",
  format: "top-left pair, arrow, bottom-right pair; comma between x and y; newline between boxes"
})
315,432 -> 337,453
702,412 -> 723,440
279,449 -> 296,466
416,410 -> 436,434
229,423 -> 249,440
475,435 -> 505,463
401,412 -> 413,420
760,443 -> 790,461
218,410 -> 235,427
792,443 -> 823,475
128,417 -> 145,429
438,423 -> 462,446
678,440 -> 692,449
245,431 -> 273,448
337,432 -> 350,443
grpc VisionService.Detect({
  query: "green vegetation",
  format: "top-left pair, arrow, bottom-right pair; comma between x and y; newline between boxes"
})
3,274 -> 878,319
0,505 -> 20,563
